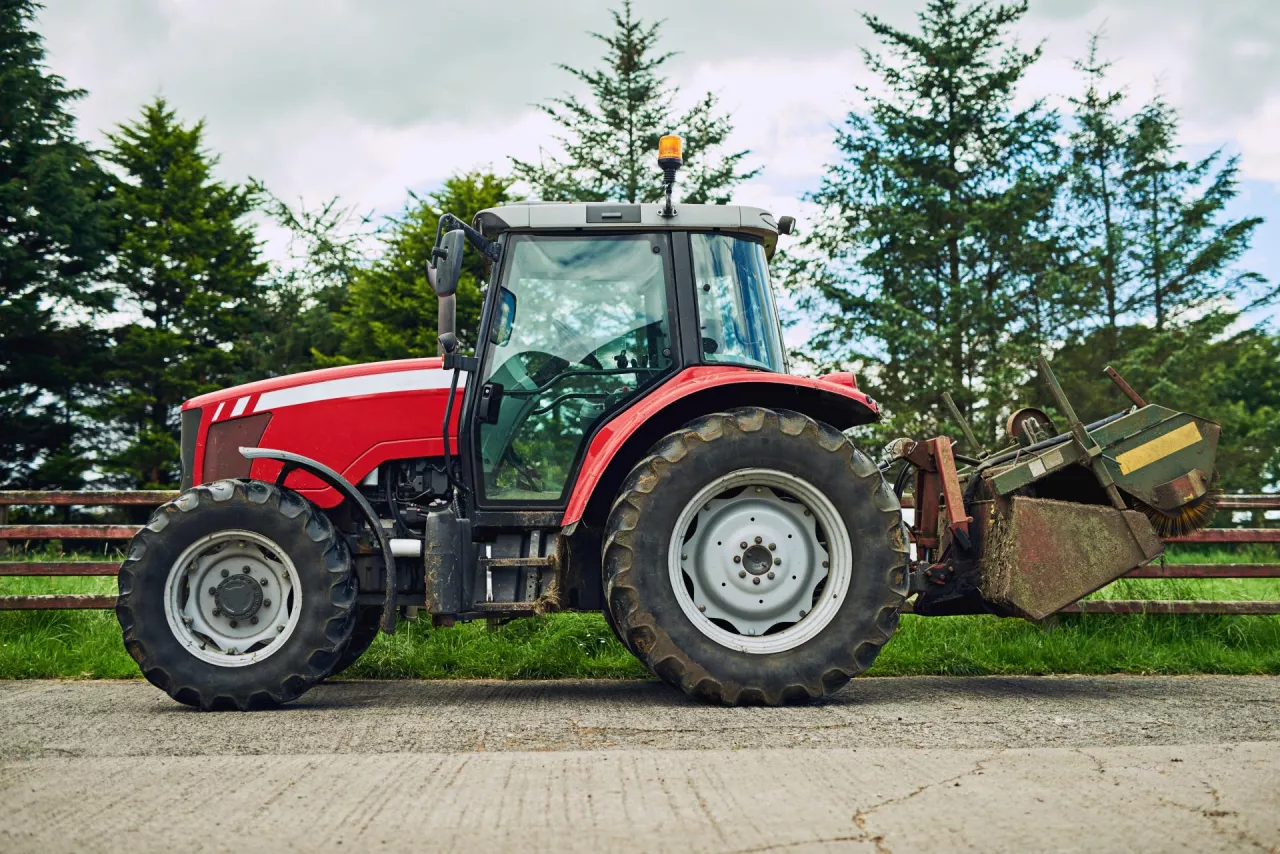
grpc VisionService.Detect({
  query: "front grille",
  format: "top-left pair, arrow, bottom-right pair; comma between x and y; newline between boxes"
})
179,407 -> 202,490
203,413 -> 273,483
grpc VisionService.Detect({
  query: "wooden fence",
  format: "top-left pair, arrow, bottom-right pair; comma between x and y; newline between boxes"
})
1,490 -> 1277,614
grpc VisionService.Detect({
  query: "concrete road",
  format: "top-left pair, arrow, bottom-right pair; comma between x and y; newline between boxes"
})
1,676 -> 1277,853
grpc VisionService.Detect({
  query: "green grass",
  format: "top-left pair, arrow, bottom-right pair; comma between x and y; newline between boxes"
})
0,545 -> 1276,680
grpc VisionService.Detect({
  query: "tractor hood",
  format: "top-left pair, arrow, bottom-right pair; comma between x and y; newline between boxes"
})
184,357 -> 453,414
183,358 -> 462,507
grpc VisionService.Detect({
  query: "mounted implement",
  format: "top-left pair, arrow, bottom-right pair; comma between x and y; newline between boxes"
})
896,356 -> 1220,620
116,135 -> 1222,710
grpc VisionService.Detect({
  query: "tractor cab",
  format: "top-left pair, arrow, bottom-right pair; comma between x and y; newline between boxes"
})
461,201 -> 788,507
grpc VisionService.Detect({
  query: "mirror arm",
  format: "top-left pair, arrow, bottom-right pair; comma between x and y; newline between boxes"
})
435,212 -> 502,264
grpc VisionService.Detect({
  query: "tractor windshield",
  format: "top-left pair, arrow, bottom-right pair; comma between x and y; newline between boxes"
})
691,234 -> 785,372
477,234 -> 673,503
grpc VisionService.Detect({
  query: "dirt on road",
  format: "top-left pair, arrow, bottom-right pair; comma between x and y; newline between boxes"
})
1,676 -> 1277,852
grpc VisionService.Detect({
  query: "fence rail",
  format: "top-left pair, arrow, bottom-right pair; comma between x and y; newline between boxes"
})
1,490 -> 1276,614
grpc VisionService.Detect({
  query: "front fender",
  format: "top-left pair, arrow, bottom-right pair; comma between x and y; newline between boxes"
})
239,446 -> 399,634
561,366 -> 879,528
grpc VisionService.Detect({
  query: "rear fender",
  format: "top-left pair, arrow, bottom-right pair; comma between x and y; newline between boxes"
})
561,366 -> 879,529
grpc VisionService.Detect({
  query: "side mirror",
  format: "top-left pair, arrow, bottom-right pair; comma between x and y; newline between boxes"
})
493,287 -> 517,347
431,228 -> 465,297
431,228 -> 465,355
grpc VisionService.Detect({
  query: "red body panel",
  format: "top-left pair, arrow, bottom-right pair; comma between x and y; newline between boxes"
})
185,360 -> 876,519
185,358 -> 461,508
559,365 -> 878,526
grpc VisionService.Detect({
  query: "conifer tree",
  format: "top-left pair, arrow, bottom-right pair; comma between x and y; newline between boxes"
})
0,0 -> 110,488
511,0 -> 757,204
1066,32 -> 1132,358
328,171 -> 511,363
99,99 -> 266,488
793,0 -> 1073,442
1122,97 -> 1265,330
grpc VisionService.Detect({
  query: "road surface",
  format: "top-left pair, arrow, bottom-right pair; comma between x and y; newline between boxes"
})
1,676 -> 1277,852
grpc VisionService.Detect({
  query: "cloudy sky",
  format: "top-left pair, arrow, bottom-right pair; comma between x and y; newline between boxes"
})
35,0 -> 1280,319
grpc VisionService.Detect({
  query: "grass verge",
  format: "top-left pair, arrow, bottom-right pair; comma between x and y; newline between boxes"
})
0,546 -> 1276,680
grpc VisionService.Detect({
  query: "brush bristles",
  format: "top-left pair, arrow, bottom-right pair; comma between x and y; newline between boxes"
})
1139,488 -> 1223,538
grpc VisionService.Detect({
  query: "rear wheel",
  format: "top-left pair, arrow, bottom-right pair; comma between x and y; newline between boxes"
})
116,479 -> 357,711
603,408 -> 909,705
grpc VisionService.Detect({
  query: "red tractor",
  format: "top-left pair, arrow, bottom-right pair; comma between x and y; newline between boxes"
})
116,137 -> 1221,709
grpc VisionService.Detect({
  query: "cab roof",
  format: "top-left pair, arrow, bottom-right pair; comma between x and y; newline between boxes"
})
474,202 -> 783,258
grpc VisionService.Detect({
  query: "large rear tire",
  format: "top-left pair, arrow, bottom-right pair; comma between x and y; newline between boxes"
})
116,479 -> 357,711
603,408 -> 909,706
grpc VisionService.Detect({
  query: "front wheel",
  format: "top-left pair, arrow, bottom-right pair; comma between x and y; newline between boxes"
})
603,408 -> 909,705
116,479 -> 357,711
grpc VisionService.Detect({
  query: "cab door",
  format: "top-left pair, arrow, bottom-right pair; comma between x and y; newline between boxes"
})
467,232 -> 678,508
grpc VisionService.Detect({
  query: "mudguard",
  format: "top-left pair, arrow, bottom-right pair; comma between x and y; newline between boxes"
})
560,366 -> 880,527
239,447 -> 399,634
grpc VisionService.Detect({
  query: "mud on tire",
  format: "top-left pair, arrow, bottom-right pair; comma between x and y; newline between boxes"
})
116,479 -> 357,711
603,407 -> 909,706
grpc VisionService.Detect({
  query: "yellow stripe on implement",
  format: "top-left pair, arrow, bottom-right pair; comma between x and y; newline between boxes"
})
1115,422 -> 1202,475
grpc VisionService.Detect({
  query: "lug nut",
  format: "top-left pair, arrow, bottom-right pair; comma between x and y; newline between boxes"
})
740,541 -> 748,550
767,571 -> 775,580
221,569 -> 229,578
681,553 -> 688,560
212,608 -> 221,617
799,609 -> 808,618
738,570 -> 746,578
768,543 -> 776,551
250,616 -> 259,625
822,560 -> 829,568
264,599 -> 271,607
208,587 -> 217,596
734,556 -> 741,563
754,536 -> 762,544
229,620 -> 238,628
774,558 -> 782,565
752,577 -> 761,585
276,625 -> 284,632
260,578 -> 269,586
242,566 -> 251,574
698,604 -> 706,612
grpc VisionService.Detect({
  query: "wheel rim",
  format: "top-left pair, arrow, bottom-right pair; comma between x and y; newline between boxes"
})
668,468 -> 853,654
163,529 -> 302,668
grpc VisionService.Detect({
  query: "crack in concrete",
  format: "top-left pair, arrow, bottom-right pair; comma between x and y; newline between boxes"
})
848,754 -> 998,854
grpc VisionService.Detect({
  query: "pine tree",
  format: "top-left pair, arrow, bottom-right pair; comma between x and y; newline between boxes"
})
328,171 -> 511,363
1123,96 -> 1265,330
1066,32 -> 1132,358
793,0 -> 1073,442
511,0 -> 758,204
0,0 -> 111,488
98,99 -> 267,488
246,191 -> 371,377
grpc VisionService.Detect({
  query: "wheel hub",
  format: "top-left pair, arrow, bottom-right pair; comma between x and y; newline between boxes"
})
742,544 -> 773,576
213,574 -> 263,618
677,479 -> 836,643
163,530 -> 300,667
